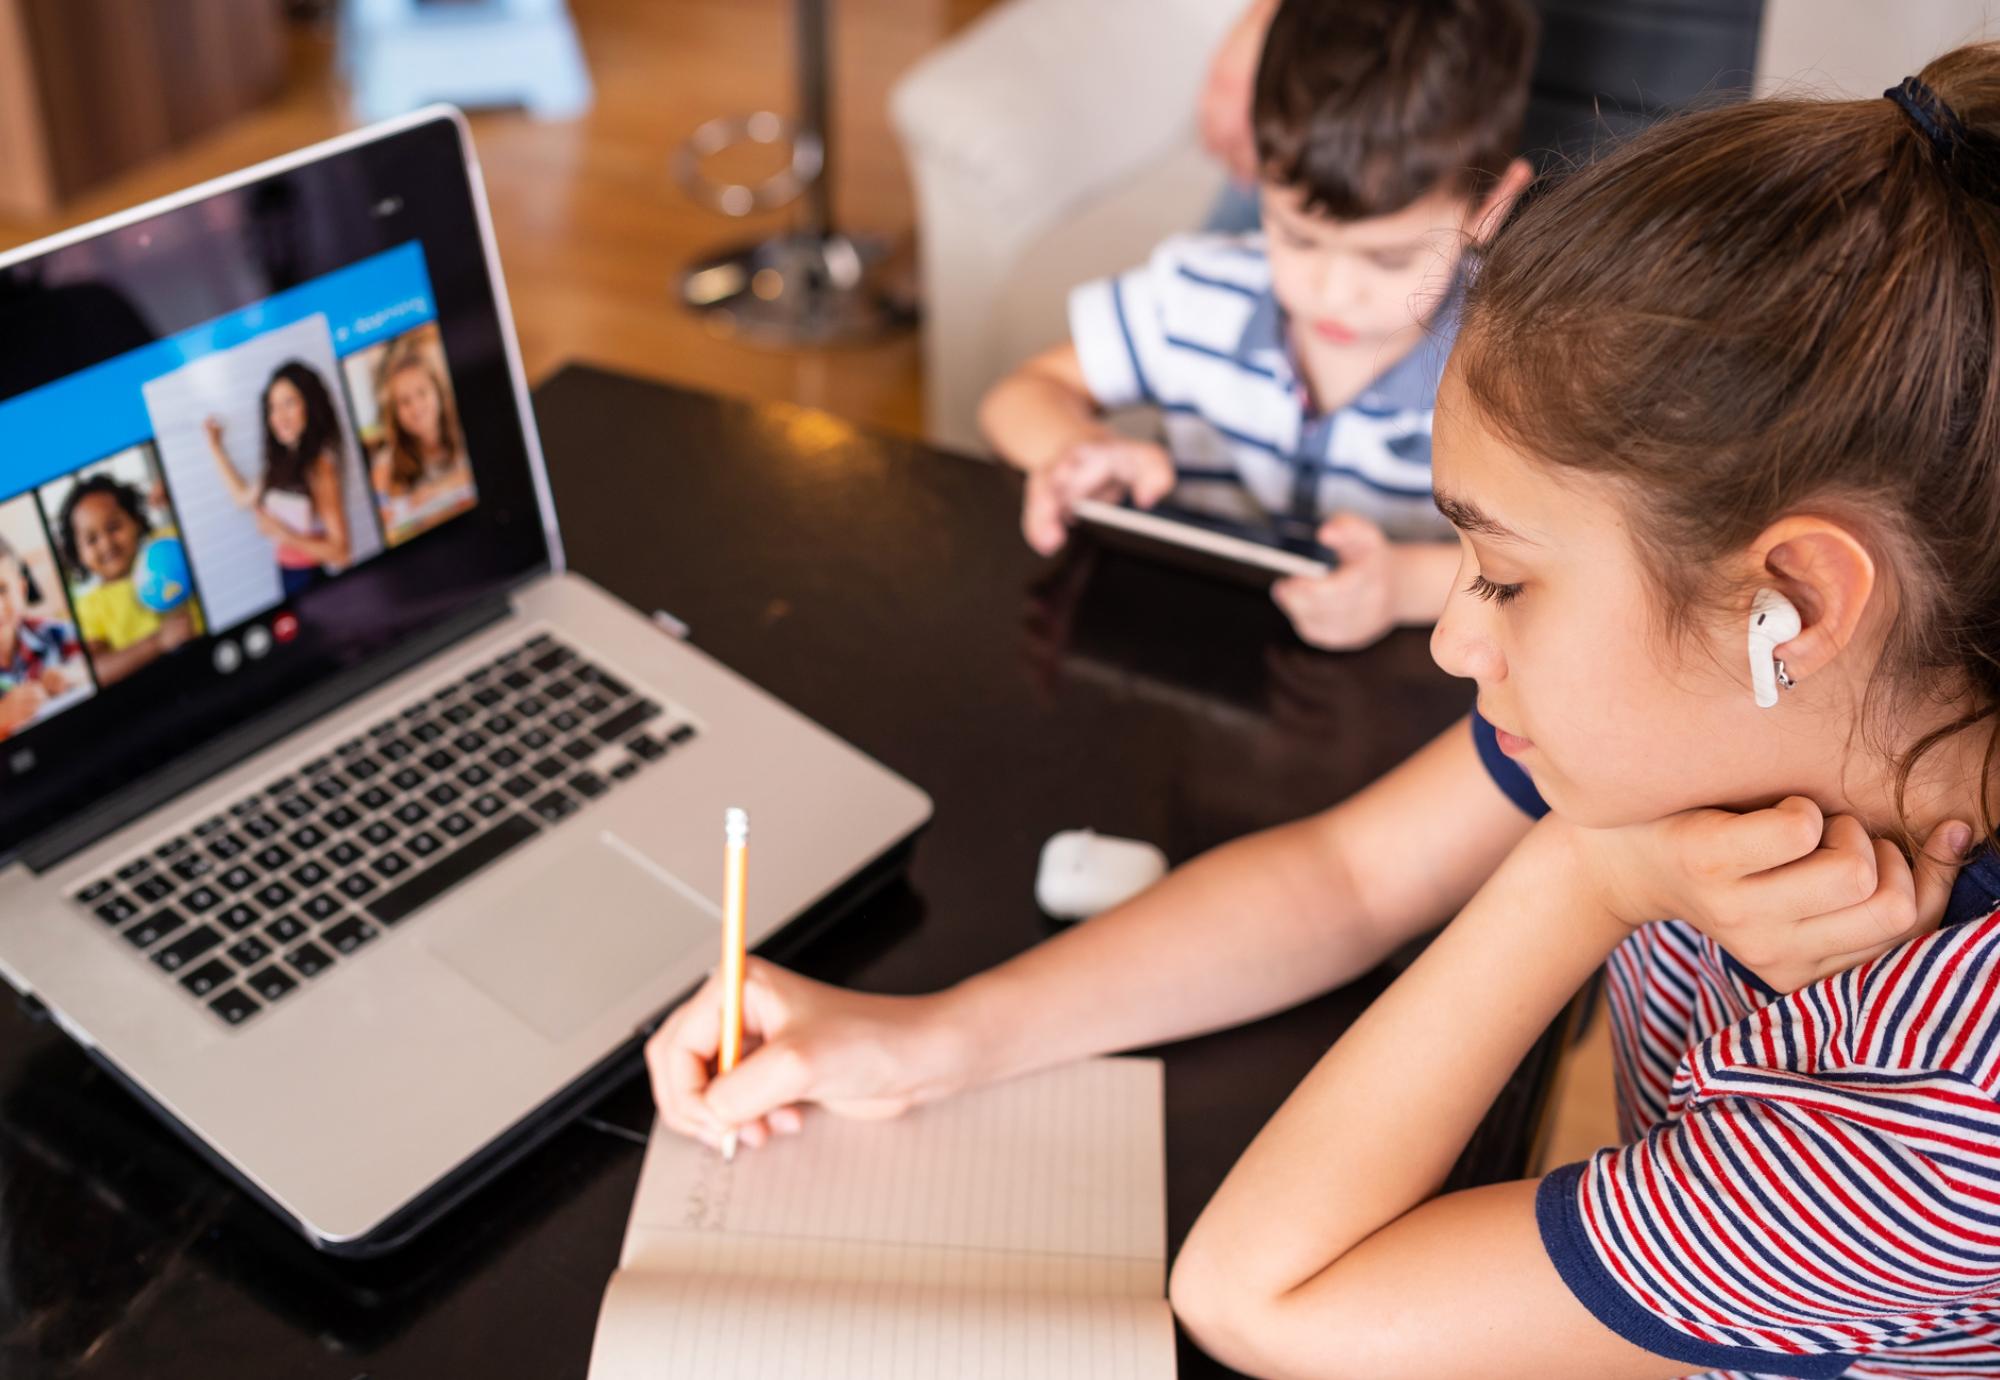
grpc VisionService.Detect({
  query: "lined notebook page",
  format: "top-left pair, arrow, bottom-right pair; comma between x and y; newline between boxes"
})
588,1057 -> 1173,1379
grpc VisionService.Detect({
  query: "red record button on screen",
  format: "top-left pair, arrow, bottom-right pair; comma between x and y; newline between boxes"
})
273,612 -> 300,644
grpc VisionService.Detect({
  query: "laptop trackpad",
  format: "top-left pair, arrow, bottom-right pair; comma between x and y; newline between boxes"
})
428,831 -> 718,1043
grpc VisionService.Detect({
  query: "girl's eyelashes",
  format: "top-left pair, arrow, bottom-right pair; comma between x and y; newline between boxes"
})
1465,572 -> 1523,605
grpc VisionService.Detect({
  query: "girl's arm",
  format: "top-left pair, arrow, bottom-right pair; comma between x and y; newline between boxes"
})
939,718 -> 1535,1090
278,451 -> 352,567
203,418 -> 256,509
1168,816 -> 1681,1379
85,611 -> 194,685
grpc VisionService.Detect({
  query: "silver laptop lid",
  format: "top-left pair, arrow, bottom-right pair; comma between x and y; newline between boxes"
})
0,109 -> 557,865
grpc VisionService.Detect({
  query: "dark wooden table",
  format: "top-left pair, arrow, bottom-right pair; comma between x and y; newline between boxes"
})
0,366 -> 1562,1378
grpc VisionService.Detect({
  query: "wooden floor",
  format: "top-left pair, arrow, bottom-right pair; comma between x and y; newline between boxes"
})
0,0 -> 986,437
0,0 -> 1622,1180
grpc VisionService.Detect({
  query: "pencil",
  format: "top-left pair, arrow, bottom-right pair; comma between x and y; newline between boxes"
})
719,806 -> 749,1161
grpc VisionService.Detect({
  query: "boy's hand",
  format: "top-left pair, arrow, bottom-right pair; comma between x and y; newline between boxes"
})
645,957 -> 969,1153
1572,798 -> 1973,992
1020,438 -> 1176,556
157,609 -> 195,651
0,680 -> 48,734
1271,513 -> 1402,651
1199,0 -> 1277,182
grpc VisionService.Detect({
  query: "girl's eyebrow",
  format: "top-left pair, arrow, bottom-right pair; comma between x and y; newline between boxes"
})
1432,489 -> 1536,545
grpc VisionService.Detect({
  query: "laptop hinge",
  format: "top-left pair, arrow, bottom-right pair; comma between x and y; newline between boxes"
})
16,593 -> 516,875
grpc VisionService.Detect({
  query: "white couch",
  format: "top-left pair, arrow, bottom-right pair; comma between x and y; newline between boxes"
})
889,0 -> 1241,454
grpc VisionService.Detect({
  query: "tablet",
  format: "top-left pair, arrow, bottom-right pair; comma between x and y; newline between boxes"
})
1072,496 -> 1336,589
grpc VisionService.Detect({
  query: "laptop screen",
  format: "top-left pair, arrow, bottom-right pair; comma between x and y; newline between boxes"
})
0,114 -> 552,858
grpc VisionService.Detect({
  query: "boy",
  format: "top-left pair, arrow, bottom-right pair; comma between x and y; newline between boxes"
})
979,0 -> 1537,650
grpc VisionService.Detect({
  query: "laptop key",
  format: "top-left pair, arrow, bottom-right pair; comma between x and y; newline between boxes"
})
75,878 -> 113,904
531,757 -> 566,781
124,908 -> 186,949
194,815 -> 230,837
360,821 -> 398,847
289,823 -> 328,851
153,925 -> 222,972
219,865 -> 257,893
426,781 -> 461,807
443,703 -> 476,725
577,693 -> 609,717
133,874 -> 176,904
209,988 -> 260,1025
254,881 -> 296,910
591,700 -> 660,746
209,834 -> 247,861
471,792 -> 506,817
628,733 -> 666,762
327,840 -> 365,869
94,895 -> 139,926
407,831 -> 442,858
489,746 -> 523,770
241,814 -> 282,840
323,805 -> 363,831
561,738 -> 596,763
374,851 -> 411,880
324,916 -> 377,954
288,942 -> 335,978
503,775 -> 539,800
226,935 -> 272,967
439,811 -> 474,837
485,712 -> 517,736
390,767 -> 426,793
302,893 -> 341,922
171,853 -> 216,882
610,760 -> 640,781
116,858 -> 151,882
578,666 -> 629,697
266,913 -> 308,944
367,813 -> 540,927
570,771 -> 608,800
471,686 -> 505,708
393,801 -> 431,827
551,709 -> 582,733
358,786 -> 393,812
253,844 -> 294,872
311,775 -> 349,801
338,873 -> 379,900
531,791 -> 576,825
216,902 -> 260,933
411,721 -> 445,744
248,966 -> 299,1004
292,860 -> 331,889
154,836 -> 190,860
521,728 -> 552,751
276,796 -> 315,821
544,679 -> 577,702
182,884 -> 223,913
500,669 -> 533,690
179,959 -> 234,999
668,724 -> 697,745
517,698 -> 547,721
348,757 -> 382,781
381,739 -> 413,763
459,763 -> 493,788
422,749 -> 455,774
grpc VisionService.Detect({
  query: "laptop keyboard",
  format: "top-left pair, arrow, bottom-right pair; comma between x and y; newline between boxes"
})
68,631 -> 698,1029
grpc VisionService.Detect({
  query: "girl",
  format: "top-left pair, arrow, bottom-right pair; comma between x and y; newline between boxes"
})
369,336 -> 473,545
205,360 -> 352,597
57,474 -> 201,687
0,532 -> 83,740
649,46 -> 2000,1376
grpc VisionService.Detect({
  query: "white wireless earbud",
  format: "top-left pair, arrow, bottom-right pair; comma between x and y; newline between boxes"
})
1748,587 -> 1802,708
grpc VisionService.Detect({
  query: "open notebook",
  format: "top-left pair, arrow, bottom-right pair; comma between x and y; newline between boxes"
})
587,1056 -> 1175,1379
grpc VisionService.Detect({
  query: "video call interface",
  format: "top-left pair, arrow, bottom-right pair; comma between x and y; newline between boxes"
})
0,241 -> 480,750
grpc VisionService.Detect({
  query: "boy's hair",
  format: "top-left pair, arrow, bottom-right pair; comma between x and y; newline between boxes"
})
1456,42 -> 2000,843
56,474 -> 149,579
1253,0 -> 1538,220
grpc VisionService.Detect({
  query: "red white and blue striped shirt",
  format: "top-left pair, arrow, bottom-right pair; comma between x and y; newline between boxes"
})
1474,713 -> 2000,1379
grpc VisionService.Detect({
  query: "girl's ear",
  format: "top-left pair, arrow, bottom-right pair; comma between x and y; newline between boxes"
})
1750,516 -> 1878,682
1470,158 -> 1534,245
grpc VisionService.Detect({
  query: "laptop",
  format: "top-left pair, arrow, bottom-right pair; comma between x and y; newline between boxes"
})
0,108 -> 932,1254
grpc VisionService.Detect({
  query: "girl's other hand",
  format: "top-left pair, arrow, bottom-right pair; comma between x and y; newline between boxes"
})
1020,438 -> 1176,556
644,958 -> 971,1153
203,416 -> 225,446
1573,798 -> 1973,992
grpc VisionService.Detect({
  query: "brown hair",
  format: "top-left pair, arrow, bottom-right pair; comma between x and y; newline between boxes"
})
1252,0 -> 1538,220
1457,43 -> 2000,838
374,335 -> 462,495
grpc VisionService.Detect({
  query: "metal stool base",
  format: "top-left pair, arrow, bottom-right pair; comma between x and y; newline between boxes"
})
677,231 -> 913,347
